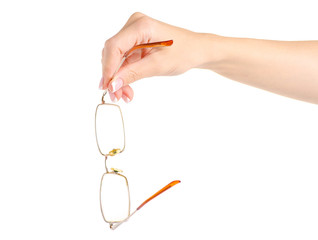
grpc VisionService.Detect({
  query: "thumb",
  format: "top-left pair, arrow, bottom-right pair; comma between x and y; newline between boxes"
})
108,54 -> 161,92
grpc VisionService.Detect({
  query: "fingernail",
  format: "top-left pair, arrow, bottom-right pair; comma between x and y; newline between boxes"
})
122,95 -> 131,103
109,92 -> 118,103
109,77 -> 123,93
99,77 -> 104,89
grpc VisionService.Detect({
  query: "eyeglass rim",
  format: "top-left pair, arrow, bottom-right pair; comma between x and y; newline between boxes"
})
99,171 -> 131,224
95,102 -> 126,157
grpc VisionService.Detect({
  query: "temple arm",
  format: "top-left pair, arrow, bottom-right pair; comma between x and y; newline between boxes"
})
111,180 -> 181,230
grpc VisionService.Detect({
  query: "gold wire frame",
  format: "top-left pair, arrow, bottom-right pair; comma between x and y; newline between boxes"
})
95,95 -> 130,229
96,40 -> 181,230
99,171 -> 131,224
95,102 -> 126,157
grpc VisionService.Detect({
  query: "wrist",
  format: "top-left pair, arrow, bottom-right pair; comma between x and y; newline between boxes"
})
192,33 -> 227,71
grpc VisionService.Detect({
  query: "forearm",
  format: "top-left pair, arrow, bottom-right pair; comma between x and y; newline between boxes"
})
197,34 -> 318,104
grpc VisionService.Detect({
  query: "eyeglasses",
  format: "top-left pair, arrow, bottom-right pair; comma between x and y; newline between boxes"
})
95,40 -> 180,230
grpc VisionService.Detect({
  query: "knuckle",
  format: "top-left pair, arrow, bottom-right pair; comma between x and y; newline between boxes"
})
130,12 -> 145,21
104,38 -> 121,56
104,38 -> 114,49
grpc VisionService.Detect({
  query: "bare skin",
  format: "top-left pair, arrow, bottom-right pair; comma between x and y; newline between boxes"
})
100,12 -> 318,104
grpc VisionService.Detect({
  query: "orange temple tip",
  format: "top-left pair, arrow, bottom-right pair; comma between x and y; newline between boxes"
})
124,40 -> 173,58
171,180 -> 181,185
160,40 -> 173,46
136,180 -> 181,210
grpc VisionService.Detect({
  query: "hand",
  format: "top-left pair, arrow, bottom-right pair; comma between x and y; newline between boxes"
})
100,12 -> 209,103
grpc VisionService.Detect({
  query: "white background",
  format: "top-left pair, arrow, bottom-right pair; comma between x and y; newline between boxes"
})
0,0 -> 317,239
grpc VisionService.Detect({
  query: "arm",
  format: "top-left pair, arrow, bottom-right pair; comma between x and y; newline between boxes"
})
198,35 -> 318,104
101,13 -> 318,104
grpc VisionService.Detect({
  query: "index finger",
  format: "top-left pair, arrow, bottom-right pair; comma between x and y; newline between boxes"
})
101,20 -> 152,89
102,38 -> 173,90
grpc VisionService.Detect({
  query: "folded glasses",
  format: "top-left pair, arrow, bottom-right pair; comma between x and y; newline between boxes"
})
95,40 -> 180,230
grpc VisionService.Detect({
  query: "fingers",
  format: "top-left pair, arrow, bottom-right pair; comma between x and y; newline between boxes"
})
101,14 -> 154,90
101,39 -> 124,90
108,85 -> 134,103
109,88 -> 122,102
122,85 -> 134,103
100,12 -> 190,103
108,53 -> 165,93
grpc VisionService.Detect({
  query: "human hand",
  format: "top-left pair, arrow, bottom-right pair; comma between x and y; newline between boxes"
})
100,12 -> 211,102
101,13 -> 318,105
